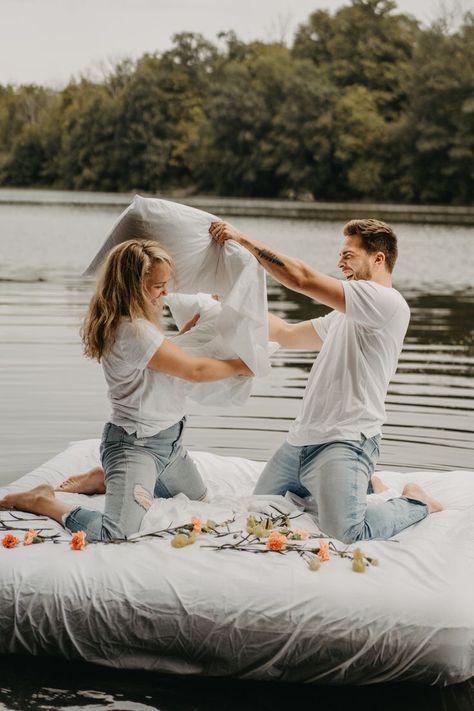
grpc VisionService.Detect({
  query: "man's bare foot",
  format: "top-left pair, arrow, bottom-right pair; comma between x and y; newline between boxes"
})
371,475 -> 389,494
402,483 -> 443,513
0,484 -> 56,514
55,466 -> 106,495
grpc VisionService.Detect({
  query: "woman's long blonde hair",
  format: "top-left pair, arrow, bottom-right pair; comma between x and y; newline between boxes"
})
81,239 -> 174,361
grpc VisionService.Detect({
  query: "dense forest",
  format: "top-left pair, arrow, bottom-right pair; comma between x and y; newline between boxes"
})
0,0 -> 472,204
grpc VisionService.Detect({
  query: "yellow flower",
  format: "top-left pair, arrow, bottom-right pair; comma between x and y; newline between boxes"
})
246,515 -> 257,533
171,532 -> 196,548
352,559 -> 366,573
352,547 -> 364,561
308,558 -> 321,571
171,534 -> 189,548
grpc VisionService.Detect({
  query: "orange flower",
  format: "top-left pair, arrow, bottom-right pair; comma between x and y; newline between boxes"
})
318,539 -> 330,561
293,529 -> 310,541
266,531 -> 287,551
69,531 -> 86,550
2,533 -> 18,549
191,517 -> 202,534
23,529 -> 38,546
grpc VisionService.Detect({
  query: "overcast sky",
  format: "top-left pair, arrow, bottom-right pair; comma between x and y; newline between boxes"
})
0,0 -> 471,87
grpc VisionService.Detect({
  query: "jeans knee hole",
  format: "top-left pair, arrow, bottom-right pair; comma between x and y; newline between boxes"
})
134,484 -> 153,511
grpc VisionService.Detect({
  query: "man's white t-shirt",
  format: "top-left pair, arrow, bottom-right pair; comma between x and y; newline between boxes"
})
286,280 -> 410,446
102,319 -> 187,437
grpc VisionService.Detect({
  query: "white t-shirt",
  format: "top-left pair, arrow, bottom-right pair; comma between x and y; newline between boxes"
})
102,319 -> 187,437
286,280 -> 410,446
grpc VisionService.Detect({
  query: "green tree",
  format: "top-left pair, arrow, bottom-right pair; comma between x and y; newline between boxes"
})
266,59 -> 336,199
0,84 -> 57,185
293,0 -> 419,116
396,14 -> 474,203
193,41 -> 293,196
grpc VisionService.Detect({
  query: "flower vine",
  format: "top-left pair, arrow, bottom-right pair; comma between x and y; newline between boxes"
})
1,507 -> 384,571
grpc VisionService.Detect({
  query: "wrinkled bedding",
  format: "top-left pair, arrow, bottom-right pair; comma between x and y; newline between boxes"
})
1,439 -> 473,686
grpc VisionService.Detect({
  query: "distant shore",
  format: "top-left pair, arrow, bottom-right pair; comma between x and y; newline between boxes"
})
0,188 -> 473,225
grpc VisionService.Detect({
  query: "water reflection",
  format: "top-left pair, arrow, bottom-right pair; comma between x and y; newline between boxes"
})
0,654 -> 471,711
0,278 -> 473,482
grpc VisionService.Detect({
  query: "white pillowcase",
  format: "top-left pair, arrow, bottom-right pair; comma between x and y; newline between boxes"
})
166,292 -> 279,406
83,195 -> 270,377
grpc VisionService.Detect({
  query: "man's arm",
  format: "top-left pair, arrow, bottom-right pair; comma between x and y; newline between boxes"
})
268,313 -> 322,350
210,221 -> 345,313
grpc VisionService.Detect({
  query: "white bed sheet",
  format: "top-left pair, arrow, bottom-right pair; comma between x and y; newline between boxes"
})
1,439 -> 473,686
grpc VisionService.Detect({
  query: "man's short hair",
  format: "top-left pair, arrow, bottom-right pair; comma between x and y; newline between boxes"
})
343,219 -> 398,273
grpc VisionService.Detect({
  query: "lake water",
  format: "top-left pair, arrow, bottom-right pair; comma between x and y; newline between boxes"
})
0,197 -> 473,710
0,201 -> 473,483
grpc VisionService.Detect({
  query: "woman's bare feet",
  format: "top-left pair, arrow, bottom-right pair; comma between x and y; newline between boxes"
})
0,483 -> 73,523
371,475 -> 389,494
402,483 -> 443,513
55,466 -> 106,495
0,483 -> 55,511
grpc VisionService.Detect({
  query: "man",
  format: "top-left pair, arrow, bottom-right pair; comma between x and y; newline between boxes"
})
210,218 -> 442,543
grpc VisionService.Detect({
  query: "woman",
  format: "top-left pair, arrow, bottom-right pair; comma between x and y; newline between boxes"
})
0,239 -> 252,540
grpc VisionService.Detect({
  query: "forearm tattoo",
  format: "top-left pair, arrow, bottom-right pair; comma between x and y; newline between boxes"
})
256,248 -> 286,268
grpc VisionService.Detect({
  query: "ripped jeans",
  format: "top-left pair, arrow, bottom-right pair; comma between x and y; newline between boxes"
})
63,419 -> 207,542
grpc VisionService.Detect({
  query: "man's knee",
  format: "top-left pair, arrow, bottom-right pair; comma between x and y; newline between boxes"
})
254,442 -> 302,496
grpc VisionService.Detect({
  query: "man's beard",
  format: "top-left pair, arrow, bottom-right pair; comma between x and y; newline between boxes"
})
354,263 -> 373,280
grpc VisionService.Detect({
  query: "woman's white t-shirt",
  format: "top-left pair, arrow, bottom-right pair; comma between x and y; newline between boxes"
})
287,280 -> 410,446
102,318 -> 187,437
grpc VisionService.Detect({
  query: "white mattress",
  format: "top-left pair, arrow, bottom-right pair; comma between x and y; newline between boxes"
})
1,439 -> 473,686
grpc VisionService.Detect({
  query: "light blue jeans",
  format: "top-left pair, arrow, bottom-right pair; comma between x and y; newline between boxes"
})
254,435 -> 428,542
64,418 -> 207,542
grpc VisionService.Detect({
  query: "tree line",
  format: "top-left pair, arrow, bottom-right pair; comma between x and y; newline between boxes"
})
0,0 -> 472,204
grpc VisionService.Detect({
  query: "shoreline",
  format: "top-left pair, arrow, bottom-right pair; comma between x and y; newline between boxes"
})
0,188 -> 473,225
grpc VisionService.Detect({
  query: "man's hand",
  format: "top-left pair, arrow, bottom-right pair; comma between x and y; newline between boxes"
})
209,221 -> 243,245
211,220 -> 345,313
177,313 -> 200,335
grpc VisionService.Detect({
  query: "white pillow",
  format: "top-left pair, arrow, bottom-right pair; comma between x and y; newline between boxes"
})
84,195 -> 216,292
83,195 -> 270,377
166,293 -> 259,406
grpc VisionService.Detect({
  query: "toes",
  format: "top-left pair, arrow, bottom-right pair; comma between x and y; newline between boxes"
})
56,479 -> 74,491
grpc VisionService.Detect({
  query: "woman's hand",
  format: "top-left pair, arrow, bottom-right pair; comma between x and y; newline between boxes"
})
148,340 -> 254,383
209,221 -> 244,245
177,313 -> 200,336
236,359 -> 254,377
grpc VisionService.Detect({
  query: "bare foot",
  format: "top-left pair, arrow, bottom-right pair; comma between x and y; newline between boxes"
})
0,484 -> 56,514
55,466 -> 106,495
402,483 -> 443,513
0,483 -> 74,524
371,475 -> 389,494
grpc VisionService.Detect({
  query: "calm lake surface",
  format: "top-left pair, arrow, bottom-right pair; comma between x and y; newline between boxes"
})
1,200 -> 473,483
0,195 -> 473,710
